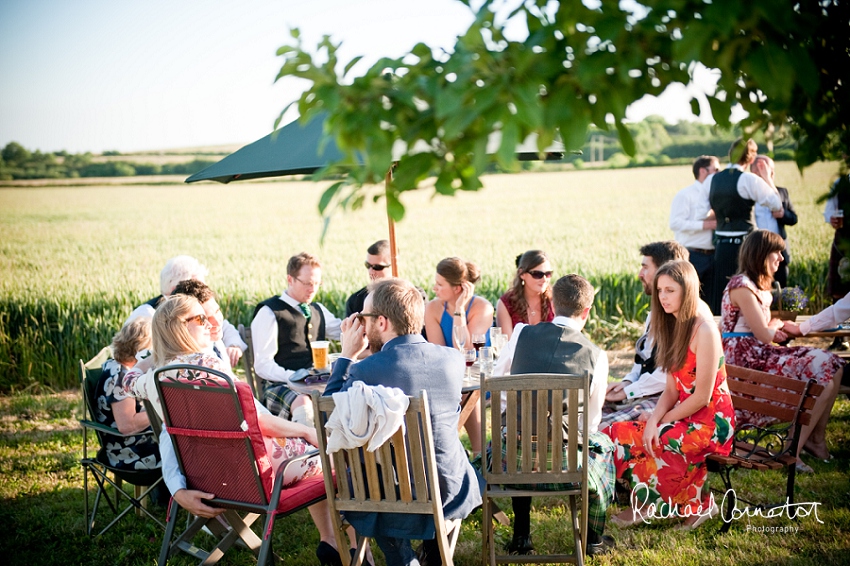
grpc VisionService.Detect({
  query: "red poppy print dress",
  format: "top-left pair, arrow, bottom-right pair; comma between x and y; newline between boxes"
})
605,349 -> 735,514
721,274 -> 843,427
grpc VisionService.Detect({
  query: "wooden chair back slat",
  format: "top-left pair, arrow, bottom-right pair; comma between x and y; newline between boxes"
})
313,390 -> 461,566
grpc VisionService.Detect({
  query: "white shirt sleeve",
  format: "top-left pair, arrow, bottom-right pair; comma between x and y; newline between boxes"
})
221,320 -> 247,351
621,366 -> 668,399
739,172 -> 781,211
586,350 -> 608,432
317,304 -> 342,340
125,304 -> 155,326
800,291 -> 850,334
250,305 -> 295,384
159,428 -> 187,494
824,195 -> 839,224
755,203 -> 779,233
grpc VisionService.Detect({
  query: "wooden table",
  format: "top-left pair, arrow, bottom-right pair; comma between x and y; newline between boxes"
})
458,375 -> 481,433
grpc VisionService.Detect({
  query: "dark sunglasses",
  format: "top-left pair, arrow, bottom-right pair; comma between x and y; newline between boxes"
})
527,270 -> 554,280
183,313 -> 209,326
356,312 -> 381,324
365,262 -> 391,271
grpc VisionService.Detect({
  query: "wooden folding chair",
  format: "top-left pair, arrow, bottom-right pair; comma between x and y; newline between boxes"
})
312,389 -> 462,566
238,323 -> 261,399
155,363 -> 326,565
480,373 -> 590,566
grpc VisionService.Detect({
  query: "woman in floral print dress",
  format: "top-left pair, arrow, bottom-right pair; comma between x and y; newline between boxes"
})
720,229 -> 844,470
606,260 -> 734,529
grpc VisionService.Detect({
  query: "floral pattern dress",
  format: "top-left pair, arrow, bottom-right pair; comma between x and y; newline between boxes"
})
95,359 -> 161,470
721,274 -> 843,427
605,349 -> 735,514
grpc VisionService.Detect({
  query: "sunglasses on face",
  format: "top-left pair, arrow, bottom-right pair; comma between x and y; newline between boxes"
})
365,262 -> 391,271
183,313 -> 209,326
527,270 -> 554,280
355,312 -> 381,324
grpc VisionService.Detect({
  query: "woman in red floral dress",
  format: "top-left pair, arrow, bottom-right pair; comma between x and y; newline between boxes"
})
720,229 -> 844,471
606,260 -> 735,529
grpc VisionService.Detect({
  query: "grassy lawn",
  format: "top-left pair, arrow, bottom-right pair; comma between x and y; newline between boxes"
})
2,385 -> 848,565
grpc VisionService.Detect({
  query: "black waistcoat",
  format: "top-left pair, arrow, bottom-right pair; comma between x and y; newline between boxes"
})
253,297 -> 326,371
508,322 -> 599,431
709,169 -> 755,233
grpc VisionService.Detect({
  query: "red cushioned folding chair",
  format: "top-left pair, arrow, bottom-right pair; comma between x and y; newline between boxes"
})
154,363 -> 327,565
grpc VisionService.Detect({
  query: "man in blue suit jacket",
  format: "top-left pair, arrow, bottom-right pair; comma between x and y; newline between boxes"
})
325,278 -> 482,566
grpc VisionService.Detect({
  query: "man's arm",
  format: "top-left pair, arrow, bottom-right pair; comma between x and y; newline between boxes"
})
778,187 -> 798,227
620,366 -> 668,400
586,350 -> 608,432
160,428 -> 224,518
317,303 -> 343,340
250,306 -> 295,384
221,319 -> 247,351
741,172 -> 782,211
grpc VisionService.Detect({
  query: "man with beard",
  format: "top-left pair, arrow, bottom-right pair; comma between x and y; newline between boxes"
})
599,241 -> 688,430
324,278 -> 481,566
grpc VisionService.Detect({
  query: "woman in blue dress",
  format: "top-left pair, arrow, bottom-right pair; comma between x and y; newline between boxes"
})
425,256 -> 494,455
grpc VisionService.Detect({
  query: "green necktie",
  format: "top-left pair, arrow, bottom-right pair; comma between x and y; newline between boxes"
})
299,303 -> 312,319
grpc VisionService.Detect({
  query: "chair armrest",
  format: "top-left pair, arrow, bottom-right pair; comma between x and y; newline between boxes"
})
79,419 -> 156,439
275,449 -> 322,488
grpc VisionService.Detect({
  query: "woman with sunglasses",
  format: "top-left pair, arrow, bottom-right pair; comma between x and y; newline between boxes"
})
495,250 -> 555,338
121,295 -> 355,566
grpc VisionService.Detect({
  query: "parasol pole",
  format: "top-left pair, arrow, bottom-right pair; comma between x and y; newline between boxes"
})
385,167 -> 399,277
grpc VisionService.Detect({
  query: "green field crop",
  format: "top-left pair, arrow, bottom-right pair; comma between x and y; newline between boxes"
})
0,162 -> 841,391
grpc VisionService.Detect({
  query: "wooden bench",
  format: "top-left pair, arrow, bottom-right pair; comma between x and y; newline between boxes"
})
706,365 -> 824,533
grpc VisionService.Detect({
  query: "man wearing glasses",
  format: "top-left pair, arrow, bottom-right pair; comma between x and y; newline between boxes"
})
345,240 -> 393,317
251,252 -> 342,425
326,278 -> 481,566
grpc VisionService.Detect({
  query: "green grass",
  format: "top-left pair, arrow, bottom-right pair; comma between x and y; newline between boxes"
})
0,162 -> 842,392
1,391 -> 848,565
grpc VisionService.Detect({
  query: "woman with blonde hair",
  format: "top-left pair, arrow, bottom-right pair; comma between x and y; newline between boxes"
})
126,295 -> 355,566
425,256 -> 494,455
606,260 -> 735,529
495,250 -> 555,338
721,229 -> 844,471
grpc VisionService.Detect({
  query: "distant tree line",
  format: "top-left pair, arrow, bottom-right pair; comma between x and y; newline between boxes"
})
2,116 -> 795,181
0,142 -> 217,181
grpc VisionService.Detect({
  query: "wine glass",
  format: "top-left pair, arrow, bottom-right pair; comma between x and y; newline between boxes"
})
452,325 -> 467,351
463,349 -> 477,380
472,333 -> 486,352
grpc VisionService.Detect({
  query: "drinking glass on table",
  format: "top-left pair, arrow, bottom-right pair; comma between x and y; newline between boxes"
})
472,333 -> 486,352
463,349 -> 476,380
452,325 -> 467,351
479,347 -> 493,379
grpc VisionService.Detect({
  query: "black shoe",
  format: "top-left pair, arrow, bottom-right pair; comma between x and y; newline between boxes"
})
505,534 -> 534,555
828,337 -> 849,351
586,534 -> 616,556
416,538 -> 442,566
316,541 -> 343,566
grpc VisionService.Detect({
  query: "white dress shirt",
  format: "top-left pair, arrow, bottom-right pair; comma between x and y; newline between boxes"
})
251,291 -> 342,385
706,164 -> 782,236
493,316 -> 607,432
618,311 -> 668,400
755,203 -> 780,234
800,291 -> 850,335
669,179 -> 714,250
824,195 -> 839,224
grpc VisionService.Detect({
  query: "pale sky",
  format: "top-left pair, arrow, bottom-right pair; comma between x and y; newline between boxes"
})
0,0 -> 726,154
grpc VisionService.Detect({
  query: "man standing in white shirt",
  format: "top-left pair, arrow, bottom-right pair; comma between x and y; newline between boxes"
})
753,155 -> 798,287
707,138 -> 783,313
669,155 -> 719,303
251,252 -> 341,425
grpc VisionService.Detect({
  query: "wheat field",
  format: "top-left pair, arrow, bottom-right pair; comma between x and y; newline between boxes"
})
0,161 -> 841,390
